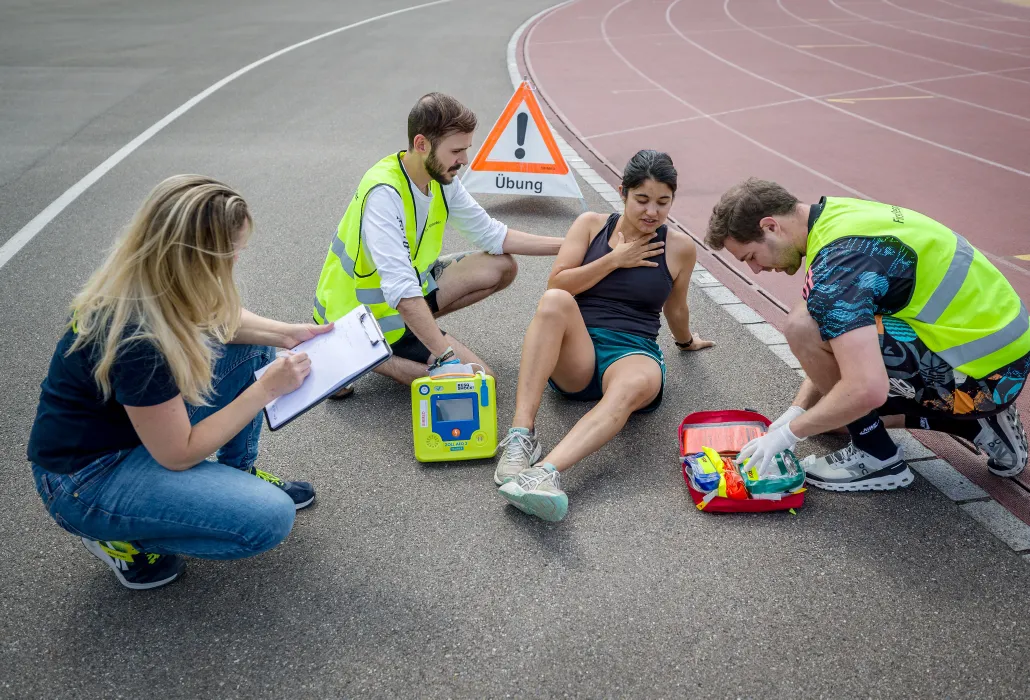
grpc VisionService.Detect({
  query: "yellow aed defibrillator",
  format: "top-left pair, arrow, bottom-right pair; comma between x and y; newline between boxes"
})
411,368 -> 498,463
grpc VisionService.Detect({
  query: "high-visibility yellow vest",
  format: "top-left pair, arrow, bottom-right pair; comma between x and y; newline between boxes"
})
313,152 -> 449,344
805,197 -> 1029,379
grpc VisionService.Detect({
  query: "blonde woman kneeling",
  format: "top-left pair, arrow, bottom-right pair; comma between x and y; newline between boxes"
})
27,175 -> 328,590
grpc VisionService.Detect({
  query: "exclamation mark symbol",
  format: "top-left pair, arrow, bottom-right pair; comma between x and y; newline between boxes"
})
514,112 -> 527,159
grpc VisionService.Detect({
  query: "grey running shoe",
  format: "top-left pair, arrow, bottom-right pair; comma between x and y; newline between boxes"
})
801,443 -> 913,492
975,404 -> 1028,477
494,427 -> 542,486
498,464 -> 568,522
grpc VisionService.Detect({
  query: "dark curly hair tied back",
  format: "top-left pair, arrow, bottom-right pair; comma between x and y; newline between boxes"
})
621,149 -> 677,195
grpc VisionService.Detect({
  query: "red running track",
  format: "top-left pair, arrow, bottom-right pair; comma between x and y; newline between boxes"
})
519,0 -> 1030,521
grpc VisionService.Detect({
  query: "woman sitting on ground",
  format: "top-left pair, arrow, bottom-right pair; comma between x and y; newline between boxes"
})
494,149 -> 713,522
27,175 -> 329,590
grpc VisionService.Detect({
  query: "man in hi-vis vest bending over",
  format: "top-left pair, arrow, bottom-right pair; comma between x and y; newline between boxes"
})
704,178 -> 1029,492
313,93 -> 563,393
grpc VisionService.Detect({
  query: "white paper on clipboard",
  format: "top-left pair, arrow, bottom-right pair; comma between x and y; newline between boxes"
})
254,305 -> 392,429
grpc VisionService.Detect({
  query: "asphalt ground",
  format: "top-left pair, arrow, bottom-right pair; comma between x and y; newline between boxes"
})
2,1 -> 1030,698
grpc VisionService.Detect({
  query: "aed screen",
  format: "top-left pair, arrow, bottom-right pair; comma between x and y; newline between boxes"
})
435,397 -> 474,422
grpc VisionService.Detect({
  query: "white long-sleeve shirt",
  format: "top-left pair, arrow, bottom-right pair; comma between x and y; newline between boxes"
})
361,166 -> 508,309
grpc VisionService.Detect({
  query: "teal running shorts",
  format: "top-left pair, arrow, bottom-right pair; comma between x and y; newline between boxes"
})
547,327 -> 666,413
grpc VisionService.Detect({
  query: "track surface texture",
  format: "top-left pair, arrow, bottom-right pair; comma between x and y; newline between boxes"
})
2,1 -> 1030,698
525,0 -> 1030,518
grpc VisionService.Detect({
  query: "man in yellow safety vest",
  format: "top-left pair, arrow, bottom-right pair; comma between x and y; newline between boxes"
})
704,178 -> 1029,491
313,93 -> 563,394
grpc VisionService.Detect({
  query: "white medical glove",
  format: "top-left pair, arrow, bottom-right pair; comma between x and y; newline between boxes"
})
769,405 -> 806,432
735,423 -> 802,478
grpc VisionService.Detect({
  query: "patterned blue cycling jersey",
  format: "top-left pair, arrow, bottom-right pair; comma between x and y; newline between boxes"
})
800,198 -> 1029,414
803,232 -> 917,342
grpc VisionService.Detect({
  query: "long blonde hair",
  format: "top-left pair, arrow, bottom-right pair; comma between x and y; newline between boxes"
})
68,174 -> 252,406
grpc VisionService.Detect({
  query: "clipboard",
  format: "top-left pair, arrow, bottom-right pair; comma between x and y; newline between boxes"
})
253,305 -> 393,430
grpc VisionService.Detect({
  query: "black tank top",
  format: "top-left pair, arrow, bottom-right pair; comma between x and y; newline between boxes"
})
575,213 -> 674,339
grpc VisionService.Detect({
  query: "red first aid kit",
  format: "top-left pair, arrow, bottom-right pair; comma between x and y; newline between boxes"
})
678,410 -> 807,513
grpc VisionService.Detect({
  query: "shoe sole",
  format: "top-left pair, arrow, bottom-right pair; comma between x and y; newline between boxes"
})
493,442 -> 543,486
498,484 -> 567,522
294,495 -> 315,510
81,538 -> 184,590
806,464 -> 915,492
985,407 -> 1028,478
328,386 -> 355,400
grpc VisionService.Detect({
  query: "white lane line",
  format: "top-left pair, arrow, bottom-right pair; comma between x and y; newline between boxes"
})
0,0 -> 455,272
526,0 -> 1030,280
599,0 -> 870,195
663,0 -> 1030,178
828,0 -> 1030,61
583,64 -> 1030,139
881,0 -> 1030,39
934,0 -> 1030,24
793,0 -> 1030,82
773,0 -> 1030,121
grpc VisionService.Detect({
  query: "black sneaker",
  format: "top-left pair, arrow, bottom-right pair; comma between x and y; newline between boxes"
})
82,538 -> 185,590
253,468 -> 316,509
975,404 -> 1029,478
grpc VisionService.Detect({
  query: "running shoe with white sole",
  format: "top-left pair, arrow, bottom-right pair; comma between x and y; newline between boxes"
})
801,443 -> 913,492
82,538 -> 185,590
494,427 -> 542,485
974,404 -> 1029,478
498,464 -> 568,522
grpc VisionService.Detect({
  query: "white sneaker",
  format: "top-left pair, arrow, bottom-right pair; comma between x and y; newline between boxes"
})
974,404 -> 1028,477
802,443 -> 913,492
494,428 -> 542,485
498,464 -> 568,522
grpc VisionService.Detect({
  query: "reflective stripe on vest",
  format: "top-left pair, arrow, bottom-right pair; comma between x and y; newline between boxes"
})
330,236 -> 355,277
937,303 -> 1029,371
354,268 -> 435,305
805,197 -> 1030,378
378,314 -> 407,334
913,233 -> 973,325
324,257 -> 435,307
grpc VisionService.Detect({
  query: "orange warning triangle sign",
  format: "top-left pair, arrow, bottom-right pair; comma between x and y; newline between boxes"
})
468,81 -> 569,175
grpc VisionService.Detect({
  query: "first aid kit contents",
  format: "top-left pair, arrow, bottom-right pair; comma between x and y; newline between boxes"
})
740,450 -> 805,495
411,369 -> 498,463
678,410 -> 807,513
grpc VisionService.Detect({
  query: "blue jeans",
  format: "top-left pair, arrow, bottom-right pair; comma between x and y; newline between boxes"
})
30,343 -> 297,560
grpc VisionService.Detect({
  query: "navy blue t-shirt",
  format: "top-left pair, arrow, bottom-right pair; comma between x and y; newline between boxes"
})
27,325 -> 180,474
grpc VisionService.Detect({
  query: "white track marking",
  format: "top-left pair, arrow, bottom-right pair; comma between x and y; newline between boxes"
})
659,0 -> 1030,178
0,0 -> 455,272
785,0 -> 1030,83
933,0 -> 1030,23
598,0 -> 868,195
881,0 -> 1030,38
770,0 -> 1030,122
828,0 -> 1030,60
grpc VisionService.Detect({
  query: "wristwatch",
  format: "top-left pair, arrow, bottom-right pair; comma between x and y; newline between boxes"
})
675,336 -> 694,349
